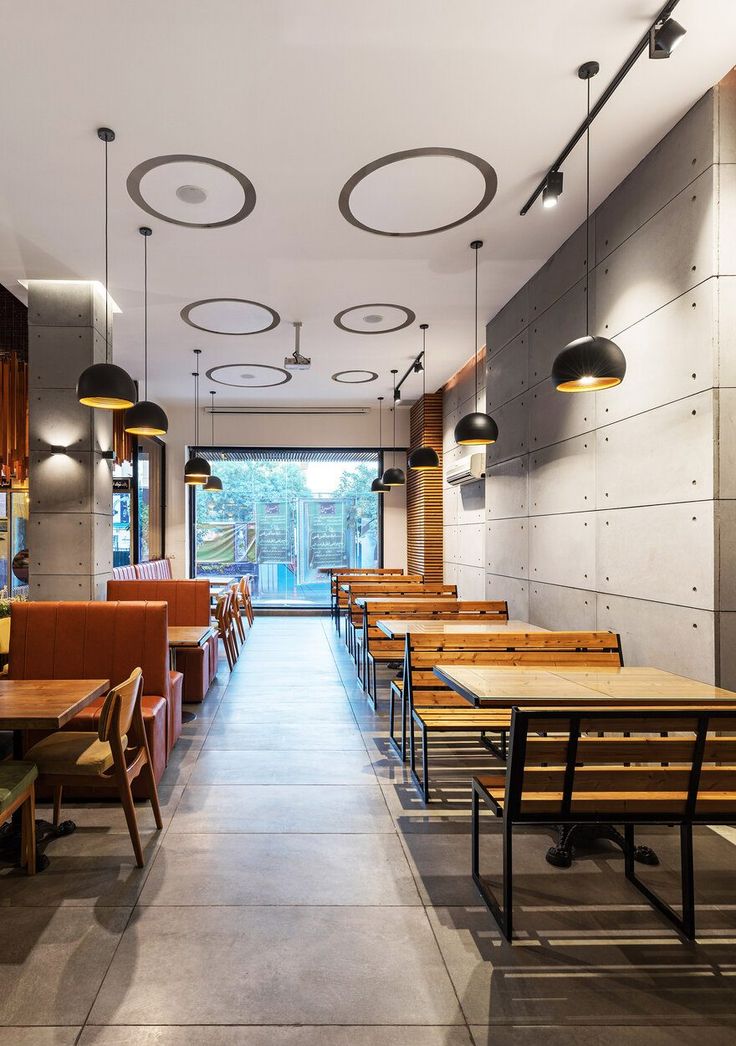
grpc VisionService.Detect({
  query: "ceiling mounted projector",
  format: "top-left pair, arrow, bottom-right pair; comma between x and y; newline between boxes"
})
284,320 -> 311,370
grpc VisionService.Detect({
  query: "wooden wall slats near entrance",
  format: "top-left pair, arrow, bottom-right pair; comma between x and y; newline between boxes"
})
407,392 -> 443,582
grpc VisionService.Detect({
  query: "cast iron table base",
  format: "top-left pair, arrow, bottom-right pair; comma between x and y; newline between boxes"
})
546,823 -> 660,868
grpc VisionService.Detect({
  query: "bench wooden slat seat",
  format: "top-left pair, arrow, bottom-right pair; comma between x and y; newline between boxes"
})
331,569 -> 409,630
343,583 -> 457,669
362,600 -> 508,705
472,706 -> 736,942
401,631 -> 624,803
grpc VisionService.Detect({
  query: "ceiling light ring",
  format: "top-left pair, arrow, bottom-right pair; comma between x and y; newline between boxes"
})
127,154 -> 256,229
331,370 -> 379,384
205,363 -> 292,389
339,147 -> 497,237
333,303 -> 415,335
181,298 -> 280,336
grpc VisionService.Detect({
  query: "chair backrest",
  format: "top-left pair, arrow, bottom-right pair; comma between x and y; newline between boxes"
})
347,584 -> 458,624
504,706 -> 736,821
334,572 -> 415,607
112,564 -> 137,580
106,579 -> 211,626
406,630 -> 624,692
362,600 -> 510,654
8,601 -> 170,698
98,667 -> 143,743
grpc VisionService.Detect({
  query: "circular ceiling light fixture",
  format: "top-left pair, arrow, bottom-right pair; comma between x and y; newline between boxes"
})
333,303 -> 415,335
127,154 -> 256,228
206,363 -> 292,389
181,298 -> 280,336
332,370 -> 378,384
339,147 -> 497,237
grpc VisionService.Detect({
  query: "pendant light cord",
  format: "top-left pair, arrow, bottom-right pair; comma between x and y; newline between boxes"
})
392,374 -> 397,466
585,74 -> 591,337
210,391 -> 216,445
422,328 -> 427,399
474,246 -> 478,407
143,232 -> 148,398
104,136 -> 109,364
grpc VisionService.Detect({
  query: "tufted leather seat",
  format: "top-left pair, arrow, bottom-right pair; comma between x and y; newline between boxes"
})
106,580 -> 217,702
8,601 -> 182,796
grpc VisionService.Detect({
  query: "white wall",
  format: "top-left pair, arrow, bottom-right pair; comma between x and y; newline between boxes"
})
160,404 -> 409,577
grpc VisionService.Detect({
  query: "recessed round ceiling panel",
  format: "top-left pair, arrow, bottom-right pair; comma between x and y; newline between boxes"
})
127,155 -> 256,228
339,148 -> 497,237
206,364 -> 292,389
181,298 -> 280,335
332,370 -> 378,384
333,303 -> 415,335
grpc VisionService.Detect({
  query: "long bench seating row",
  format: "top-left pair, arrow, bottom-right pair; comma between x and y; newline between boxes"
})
330,568 -> 407,629
473,706 -> 736,942
344,582 -> 458,661
112,558 -> 173,581
8,600 -> 181,798
107,579 -> 217,702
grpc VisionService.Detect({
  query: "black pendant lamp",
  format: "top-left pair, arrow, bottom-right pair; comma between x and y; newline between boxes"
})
408,323 -> 440,470
371,397 -> 390,493
381,370 -> 406,486
454,241 -> 498,445
552,62 -> 626,393
202,391 -> 223,491
125,228 -> 169,435
184,349 -> 211,484
77,128 -> 137,410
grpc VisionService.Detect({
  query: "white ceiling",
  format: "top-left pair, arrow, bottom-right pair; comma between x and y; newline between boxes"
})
1,0 -> 734,406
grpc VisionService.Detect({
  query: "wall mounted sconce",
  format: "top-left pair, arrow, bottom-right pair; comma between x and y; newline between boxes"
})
100,450 -> 115,460
49,445 -> 68,455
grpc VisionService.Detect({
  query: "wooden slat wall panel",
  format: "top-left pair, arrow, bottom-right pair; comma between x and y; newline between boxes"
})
407,392 -> 443,582
0,285 -> 29,487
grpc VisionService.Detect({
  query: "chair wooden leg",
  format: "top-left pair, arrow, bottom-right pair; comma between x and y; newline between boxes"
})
141,757 -> 163,831
52,785 -> 63,828
116,767 -> 144,868
22,788 -> 37,875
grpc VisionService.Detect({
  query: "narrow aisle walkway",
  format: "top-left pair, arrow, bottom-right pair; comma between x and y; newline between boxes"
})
80,616 -> 474,1043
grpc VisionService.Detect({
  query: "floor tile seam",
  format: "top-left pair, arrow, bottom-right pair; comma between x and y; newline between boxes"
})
319,619 -> 379,767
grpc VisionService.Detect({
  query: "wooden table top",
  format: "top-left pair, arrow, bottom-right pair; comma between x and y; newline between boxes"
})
318,566 -> 349,574
355,596 -> 458,608
433,664 -> 736,708
377,619 -> 548,639
0,678 -> 110,731
168,626 -> 214,648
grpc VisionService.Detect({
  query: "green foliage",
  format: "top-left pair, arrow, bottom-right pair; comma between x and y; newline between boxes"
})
195,460 -> 312,524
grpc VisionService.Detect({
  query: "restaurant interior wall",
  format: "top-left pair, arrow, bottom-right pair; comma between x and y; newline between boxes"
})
477,69 -> 736,686
162,402 -> 409,581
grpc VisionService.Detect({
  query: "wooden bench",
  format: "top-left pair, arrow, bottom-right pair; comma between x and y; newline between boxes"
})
330,568 -> 406,629
401,631 -> 624,802
334,573 -> 421,640
472,705 -> 736,941
362,601 -> 508,706
343,581 -> 452,661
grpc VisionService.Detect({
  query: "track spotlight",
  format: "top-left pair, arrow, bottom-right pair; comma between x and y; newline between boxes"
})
542,171 -> 563,209
649,18 -> 686,59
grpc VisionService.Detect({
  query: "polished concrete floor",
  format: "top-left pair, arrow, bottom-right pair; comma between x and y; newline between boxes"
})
2,616 -> 736,1043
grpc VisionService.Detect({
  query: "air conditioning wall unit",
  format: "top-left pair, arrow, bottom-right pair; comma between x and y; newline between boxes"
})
446,452 -> 485,486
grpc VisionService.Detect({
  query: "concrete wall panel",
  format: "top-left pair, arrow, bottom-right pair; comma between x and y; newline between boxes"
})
528,225 -> 588,317
487,333 -> 528,411
457,565 -> 485,600
456,523 -> 485,568
597,594 -> 715,683
487,518 -> 528,579
529,380 -> 596,452
529,512 -> 596,590
458,479 -> 486,523
529,581 -> 597,631
487,285 -> 529,357
595,391 -> 715,509
486,572 -> 529,620
485,454 -> 528,520
485,395 -> 529,465
528,279 -> 588,387
596,503 -> 714,609
529,435 -> 595,516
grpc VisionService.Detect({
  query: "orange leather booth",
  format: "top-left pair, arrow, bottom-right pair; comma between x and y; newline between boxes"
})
106,579 -> 217,702
8,601 -> 182,795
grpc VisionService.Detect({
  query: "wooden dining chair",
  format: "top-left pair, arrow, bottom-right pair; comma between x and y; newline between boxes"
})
25,668 -> 163,867
0,761 -> 38,875
214,593 -> 237,670
230,582 -> 247,645
238,575 -> 254,626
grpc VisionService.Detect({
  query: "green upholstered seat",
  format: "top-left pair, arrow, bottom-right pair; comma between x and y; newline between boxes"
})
0,760 -> 38,815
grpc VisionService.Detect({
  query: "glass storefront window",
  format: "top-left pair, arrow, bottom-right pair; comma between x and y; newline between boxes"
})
192,451 -> 381,607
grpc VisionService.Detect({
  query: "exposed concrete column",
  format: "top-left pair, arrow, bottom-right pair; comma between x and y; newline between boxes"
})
27,280 -> 113,600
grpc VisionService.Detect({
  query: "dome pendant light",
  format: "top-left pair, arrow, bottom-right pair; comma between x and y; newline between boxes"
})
552,62 -> 626,394
371,396 -> 390,493
184,349 -> 211,484
202,391 -> 223,491
381,370 -> 406,486
77,128 -> 137,410
408,323 -> 440,470
454,241 -> 498,445
125,228 -> 169,435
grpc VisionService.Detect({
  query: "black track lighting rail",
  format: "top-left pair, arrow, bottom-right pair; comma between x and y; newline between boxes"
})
520,0 -> 681,216
394,351 -> 425,399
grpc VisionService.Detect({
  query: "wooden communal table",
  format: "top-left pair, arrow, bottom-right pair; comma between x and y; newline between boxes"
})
0,677 -> 110,870
431,663 -> 736,869
168,626 -> 214,724
432,664 -> 736,707
377,619 -> 549,639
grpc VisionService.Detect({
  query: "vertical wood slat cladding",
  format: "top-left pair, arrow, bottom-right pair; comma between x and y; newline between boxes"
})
407,392 -> 443,581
